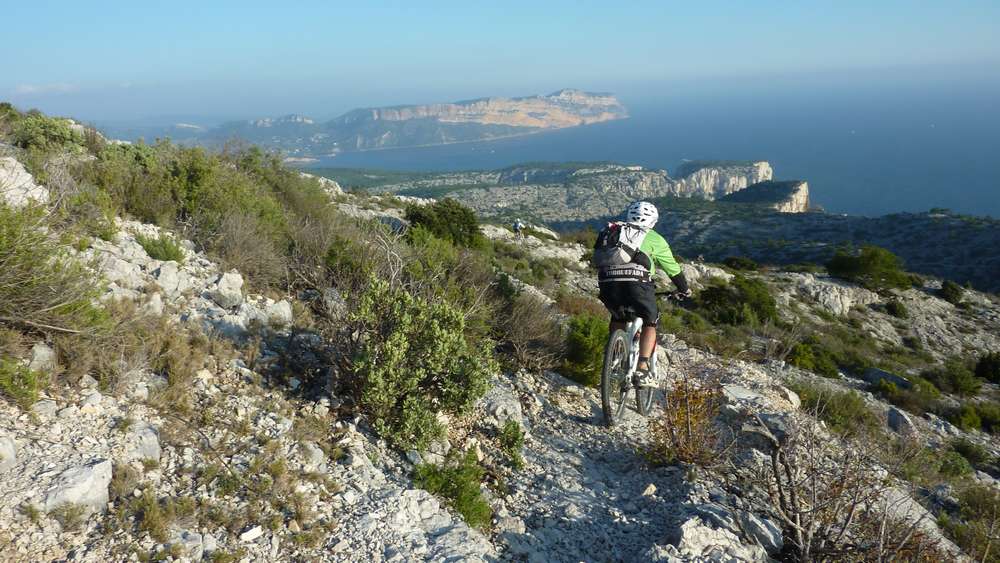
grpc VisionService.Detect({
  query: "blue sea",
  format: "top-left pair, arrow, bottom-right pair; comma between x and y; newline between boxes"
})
307,82 -> 1000,218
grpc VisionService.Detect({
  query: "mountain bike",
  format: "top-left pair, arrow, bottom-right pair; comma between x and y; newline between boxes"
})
600,291 -> 679,426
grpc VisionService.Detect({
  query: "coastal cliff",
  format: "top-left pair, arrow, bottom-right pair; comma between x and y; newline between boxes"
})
202,90 -> 628,156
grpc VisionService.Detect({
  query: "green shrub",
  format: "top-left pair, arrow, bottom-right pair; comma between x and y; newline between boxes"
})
723,256 -> 759,271
790,382 -> 879,436
950,438 -> 991,467
562,313 -> 609,387
950,405 -> 982,431
413,449 -> 492,529
975,352 -> 1000,384
939,450 -> 973,477
884,299 -> 908,319
939,280 -> 965,305
940,485 -> 1000,563
695,275 -> 776,327
350,278 -> 496,450
875,376 -> 941,415
405,199 -> 482,248
787,341 -> 839,378
922,359 -> 982,396
0,358 -> 45,410
499,419 -> 525,470
974,401 -> 1000,434
826,245 -> 911,291
0,204 -> 108,334
12,114 -> 82,152
136,233 -> 185,263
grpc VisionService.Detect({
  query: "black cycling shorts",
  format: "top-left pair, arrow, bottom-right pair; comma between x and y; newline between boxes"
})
598,280 -> 659,327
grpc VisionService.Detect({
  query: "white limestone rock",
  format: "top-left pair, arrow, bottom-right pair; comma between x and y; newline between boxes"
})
0,156 -> 48,207
0,434 -> 16,473
43,459 -> 113,515
209,271 -> 245,309
28,342 -> 57,373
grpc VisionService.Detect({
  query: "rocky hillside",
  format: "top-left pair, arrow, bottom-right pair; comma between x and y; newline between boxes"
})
720,180 -> 810,213
314,159 -> 809,222
2,106 -> 999,563
194,90 -> 627,157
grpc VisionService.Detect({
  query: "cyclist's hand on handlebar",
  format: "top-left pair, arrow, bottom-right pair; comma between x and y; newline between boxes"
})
668,289 -> 693,302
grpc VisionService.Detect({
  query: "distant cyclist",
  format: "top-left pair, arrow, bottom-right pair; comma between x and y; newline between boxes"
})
513,218 -> 526,240
592,201 -> 690,386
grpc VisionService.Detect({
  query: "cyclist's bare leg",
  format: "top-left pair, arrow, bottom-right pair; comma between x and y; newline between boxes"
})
638,327 -> 656,370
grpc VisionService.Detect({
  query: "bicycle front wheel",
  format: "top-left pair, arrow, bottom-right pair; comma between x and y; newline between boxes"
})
601,330 -> 630,427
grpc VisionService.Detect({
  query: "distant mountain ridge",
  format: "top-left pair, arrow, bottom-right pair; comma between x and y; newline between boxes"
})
190,89 -> 627,157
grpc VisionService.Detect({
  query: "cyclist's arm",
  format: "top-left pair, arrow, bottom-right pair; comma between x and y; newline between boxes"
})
646,233 -> 689,293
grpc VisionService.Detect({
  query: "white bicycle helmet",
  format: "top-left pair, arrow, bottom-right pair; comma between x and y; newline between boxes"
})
624,201 -> 658,229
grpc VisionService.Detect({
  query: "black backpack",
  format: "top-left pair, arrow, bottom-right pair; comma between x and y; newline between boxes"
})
592,222 -> 650,269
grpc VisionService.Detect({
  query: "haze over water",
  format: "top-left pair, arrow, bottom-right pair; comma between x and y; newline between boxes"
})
312,74 -> 1000,218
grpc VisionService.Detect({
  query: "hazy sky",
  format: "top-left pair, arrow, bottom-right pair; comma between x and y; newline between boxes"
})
6,0 -> 1000,121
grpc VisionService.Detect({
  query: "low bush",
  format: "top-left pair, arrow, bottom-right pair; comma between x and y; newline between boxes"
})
413,449 -> 491,529
974,401 -> 1000,434
950,404 -> 982,431
499,419 -> 526,470
939,451 -> 974,477
0,204 -> 108,335
922,359 -> 982,397
939,485 -> 1000,563
0,358 -> 45,410
405,198 -> 482,248
11,114 -> 82,153
787,341 -> 840,378
975,352 -> 1000,384
497,291 -> 564,372
647,376 -> 727,466
875,376 -> 941,415
723,256 -> 759,271
939,280 -> 965,305
884,299 -> 908,319
791,382 -> 880,436
826,245 -> 911,292
561,313 -> 609,387
136,233 -> 185,263
350,278 -> 496,450
695,275 -> 776,327
950,438 -> 991,467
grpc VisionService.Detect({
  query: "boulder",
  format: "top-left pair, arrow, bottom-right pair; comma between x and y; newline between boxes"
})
862,367 -> 913,390
98,255 -> 145,290
791,274 -> 879,316
323,287 -> 348,319
0,434 -> 16,473
0,157 -> 48,207
43,459 -> 113,515
32,399 -> 59,417
154,261 -> 190,298
126,422 -> 161,463
171,530 -> 204,560
28,342 -> 57,373
478,380 -> 525,430
738,511 -> 783,554
669,515 -> 768,562
267,300 -> 294,327
209,271 -> 244,309
887,407 -> 916,435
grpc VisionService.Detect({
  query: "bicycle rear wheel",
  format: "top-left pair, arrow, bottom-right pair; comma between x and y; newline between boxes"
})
601,330 -> 630,427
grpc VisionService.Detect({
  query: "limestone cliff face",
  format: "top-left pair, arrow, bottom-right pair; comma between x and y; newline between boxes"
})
674,161 -> 773,199
772,181 -> 810,213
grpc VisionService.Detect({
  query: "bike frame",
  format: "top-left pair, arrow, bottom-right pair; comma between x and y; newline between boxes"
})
623,315 -> 657,385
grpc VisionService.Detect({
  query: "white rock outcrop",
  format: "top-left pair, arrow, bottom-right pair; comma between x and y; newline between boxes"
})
42,459 -> 113,515
0,156 -> 49,207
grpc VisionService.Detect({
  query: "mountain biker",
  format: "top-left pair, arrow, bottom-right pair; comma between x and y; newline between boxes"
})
513,218 -> 525,239
594,201 -> 690,386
